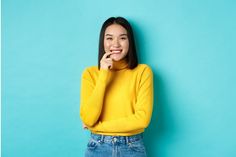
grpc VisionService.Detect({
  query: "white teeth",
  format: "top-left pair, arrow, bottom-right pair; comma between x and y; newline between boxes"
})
111,50 -> 122,53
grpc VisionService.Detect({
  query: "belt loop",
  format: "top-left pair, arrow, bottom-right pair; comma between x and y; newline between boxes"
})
125,136 -> 129,145
100,134 -> 104,142
97,134 -> 102,143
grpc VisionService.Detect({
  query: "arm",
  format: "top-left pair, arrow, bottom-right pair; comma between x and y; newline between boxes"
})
80,68 -> 111,127
88,66 -> 153,132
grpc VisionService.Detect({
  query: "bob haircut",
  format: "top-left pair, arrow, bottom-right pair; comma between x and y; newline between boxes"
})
98,17 -> 138,69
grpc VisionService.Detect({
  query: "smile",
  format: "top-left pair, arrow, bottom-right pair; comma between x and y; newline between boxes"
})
110,49 -> 122,53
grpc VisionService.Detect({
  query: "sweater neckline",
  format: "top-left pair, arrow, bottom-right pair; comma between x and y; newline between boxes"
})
111,59 -> 128,71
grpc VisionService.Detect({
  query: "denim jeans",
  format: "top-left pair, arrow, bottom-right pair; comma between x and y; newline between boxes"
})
85,132 -> 147,157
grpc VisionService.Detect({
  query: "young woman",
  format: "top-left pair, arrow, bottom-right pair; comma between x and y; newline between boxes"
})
80,17 -> 153,157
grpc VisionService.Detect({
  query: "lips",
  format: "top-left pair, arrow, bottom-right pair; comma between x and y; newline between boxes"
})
110,49 -> 122,54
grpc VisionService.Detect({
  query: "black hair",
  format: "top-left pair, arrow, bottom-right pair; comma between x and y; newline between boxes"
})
98,17 -> 138,69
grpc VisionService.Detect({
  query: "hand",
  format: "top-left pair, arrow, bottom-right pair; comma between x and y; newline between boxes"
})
100,52 -> 115,70
83,123 -> 88,129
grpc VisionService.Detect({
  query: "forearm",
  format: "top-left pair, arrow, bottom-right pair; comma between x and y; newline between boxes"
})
80,69 -> 110,127
88,108 -> 152,132
80,84 -> 106,127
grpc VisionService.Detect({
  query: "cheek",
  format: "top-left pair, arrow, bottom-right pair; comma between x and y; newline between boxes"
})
122,42 -> 129,51
104,41 -> 111,49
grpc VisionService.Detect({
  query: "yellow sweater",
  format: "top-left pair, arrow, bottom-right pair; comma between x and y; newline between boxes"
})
80,59 -> 153,136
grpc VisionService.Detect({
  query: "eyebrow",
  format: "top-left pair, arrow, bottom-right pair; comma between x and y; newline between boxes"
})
105,34 -> 128,36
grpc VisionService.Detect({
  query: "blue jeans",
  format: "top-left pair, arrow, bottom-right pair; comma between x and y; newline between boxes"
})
85,132 -> 147,157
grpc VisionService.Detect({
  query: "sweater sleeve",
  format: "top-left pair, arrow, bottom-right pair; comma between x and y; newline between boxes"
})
88,66 -> 153,132
80,68 -> 111,127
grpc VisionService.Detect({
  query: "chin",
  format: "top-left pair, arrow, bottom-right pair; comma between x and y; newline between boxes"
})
111,56 -> 125,61
111,54 -> 127,61
112,58 -> 121,61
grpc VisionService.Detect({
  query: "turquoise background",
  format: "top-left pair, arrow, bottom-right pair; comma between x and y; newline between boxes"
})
2,0 -> 236,156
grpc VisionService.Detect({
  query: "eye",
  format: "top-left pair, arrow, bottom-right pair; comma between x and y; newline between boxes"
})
121,37 -> 127,40
106,37 -> 112,40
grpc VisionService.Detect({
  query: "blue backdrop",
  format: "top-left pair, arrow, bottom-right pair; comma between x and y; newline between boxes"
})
2,0 -> 236,157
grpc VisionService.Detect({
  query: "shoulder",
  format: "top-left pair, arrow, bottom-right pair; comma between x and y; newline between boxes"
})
81,66 -> 99,78
134,64 -> 153,75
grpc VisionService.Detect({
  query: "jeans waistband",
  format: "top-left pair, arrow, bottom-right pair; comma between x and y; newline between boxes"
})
90,132 -> 143,144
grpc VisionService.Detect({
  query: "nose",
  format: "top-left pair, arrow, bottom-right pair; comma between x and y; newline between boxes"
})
112,38 -> 120,47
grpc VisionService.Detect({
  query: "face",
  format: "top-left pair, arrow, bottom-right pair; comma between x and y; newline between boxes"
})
104,24 -> 129,61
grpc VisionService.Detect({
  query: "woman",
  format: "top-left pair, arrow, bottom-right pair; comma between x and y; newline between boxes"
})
80,17 -> 153,157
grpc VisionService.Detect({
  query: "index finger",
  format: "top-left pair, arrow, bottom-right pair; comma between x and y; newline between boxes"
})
103,52 -> 116,59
